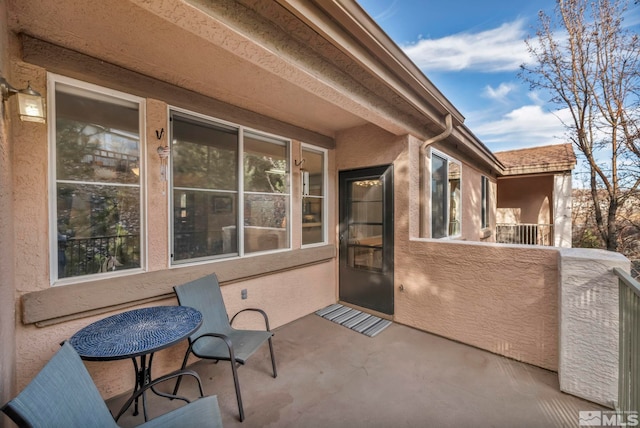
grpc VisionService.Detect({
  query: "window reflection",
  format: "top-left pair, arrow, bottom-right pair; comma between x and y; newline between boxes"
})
171,114 -> 239,261
170,112 -> 291,262
302,148 -> 325,245
54,82 -> 141,280
431,151 -> 462,239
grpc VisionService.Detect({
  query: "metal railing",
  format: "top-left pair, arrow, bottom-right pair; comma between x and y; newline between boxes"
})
59,234 -> 139,278
614,267 -> 640,414
495,223 -> 554,246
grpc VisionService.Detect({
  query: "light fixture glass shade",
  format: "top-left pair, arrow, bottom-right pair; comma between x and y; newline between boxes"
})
17,91 -> 46,123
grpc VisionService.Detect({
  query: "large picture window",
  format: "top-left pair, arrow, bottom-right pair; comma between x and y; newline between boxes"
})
50,76 -> 143,282
301,145 -> 326,246
431,150 -> 461,239
170,110 -> 290,263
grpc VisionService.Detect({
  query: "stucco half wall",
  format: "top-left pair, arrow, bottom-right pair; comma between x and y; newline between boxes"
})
395,239 -> 559,371
559,248 -> 629,407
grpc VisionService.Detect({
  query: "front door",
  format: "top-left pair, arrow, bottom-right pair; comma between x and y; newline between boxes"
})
339,165 -> 394,315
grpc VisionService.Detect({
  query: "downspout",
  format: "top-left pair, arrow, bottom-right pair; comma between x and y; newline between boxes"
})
420,114 -> 453,237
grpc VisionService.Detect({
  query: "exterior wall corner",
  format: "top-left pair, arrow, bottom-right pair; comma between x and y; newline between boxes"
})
558,248 -> 630,408
553,173 -> 572,248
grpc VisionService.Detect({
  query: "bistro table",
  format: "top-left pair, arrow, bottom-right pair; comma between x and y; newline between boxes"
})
69,305 -> 203,421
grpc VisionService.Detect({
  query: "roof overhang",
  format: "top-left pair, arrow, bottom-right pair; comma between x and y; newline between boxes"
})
7,0 -> 462,139
7,0 -> 508,173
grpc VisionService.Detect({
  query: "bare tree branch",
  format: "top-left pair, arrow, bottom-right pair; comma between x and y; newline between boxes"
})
520,0 -> 640,253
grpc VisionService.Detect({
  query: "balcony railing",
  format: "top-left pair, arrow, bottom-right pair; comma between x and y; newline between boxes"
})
496,223 -> 554,246
614,267 -> 640,414
59,234 -> 140,278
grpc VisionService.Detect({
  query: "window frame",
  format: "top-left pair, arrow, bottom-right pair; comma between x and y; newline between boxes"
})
48,73 -> 147,286
481,175 -> 490,229
429,148 -> 462,239
242,127 -> 291,255
168,106 -> 292,266
300,143 -> 328,247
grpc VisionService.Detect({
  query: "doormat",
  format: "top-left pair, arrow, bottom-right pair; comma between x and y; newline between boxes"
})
315,304 -> 392,337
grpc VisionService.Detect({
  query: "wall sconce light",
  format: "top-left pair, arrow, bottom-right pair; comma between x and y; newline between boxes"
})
1,76 -> 46,123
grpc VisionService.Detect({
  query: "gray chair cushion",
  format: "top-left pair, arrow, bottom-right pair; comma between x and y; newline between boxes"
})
2,342 -> 223,428
2,342 -> 118,428
139,395 -> 222,428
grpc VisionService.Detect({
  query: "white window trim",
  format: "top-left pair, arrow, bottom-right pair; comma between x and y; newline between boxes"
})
167,106 -> 292,267
48,73 -> 147,286
429,148 -> 462,240
301,143 -> 328,248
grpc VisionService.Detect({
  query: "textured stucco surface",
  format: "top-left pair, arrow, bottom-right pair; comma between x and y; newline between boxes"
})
553,174 -> 572,247
558,248 -> 629,407
0,1 -> 16,412
145,99 -> 170,271
497,175 -> 553,225
336,124 -> 555,369
396,240 -> 559,370
11,64 -> 48,295
7,56 -> 338,399
6,0 -> 446,139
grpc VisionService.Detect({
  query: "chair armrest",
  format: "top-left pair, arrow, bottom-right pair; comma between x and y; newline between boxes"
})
114,370 -> 202,422
190,333 -> 239,363
230,308 -> 271,331
191,332 -> 235,350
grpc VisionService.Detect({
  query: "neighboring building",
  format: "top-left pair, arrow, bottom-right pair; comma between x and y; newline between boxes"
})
0,0 -> 626,412
495,143 -> 577,247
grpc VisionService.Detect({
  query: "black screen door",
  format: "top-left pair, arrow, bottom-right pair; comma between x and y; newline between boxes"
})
339,165 -> 394,315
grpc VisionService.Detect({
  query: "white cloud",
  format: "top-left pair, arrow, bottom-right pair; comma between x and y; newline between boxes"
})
469,105 -> 571,150
484,83 -> 516,102
401,19 -> 531,72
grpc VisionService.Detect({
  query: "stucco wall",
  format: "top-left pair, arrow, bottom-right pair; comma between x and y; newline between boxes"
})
559,249 -> 629,407
336,125 -> 556,370
8,59 -> 338,398
497,175 -> 553,224
554,174 -> 572,247
399,139 -> 558,370
336,125 -> 497,242
395,240 -> 559,370
0,1 -> 16,415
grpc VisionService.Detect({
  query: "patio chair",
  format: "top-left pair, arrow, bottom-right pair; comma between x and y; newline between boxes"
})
1,341 -> 223,428
172,273 -> 277,422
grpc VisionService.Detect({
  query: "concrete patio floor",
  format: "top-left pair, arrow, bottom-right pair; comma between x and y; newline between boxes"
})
108,313 -> 606,428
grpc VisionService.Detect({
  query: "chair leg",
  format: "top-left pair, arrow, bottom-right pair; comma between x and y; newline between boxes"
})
268,337 -> 277,378
229,359 -> 245,422
172,348 -> 191,396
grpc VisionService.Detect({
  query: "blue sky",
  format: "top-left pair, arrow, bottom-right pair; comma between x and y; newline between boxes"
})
357,0 -> 639,154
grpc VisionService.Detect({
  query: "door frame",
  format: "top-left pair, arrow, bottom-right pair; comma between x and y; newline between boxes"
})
338,165 -> 394,315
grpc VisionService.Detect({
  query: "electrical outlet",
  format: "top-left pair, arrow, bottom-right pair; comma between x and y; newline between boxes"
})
241,289 -> 247,300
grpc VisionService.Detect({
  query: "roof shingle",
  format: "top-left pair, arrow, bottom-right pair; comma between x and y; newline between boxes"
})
495,143 -> 576,175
